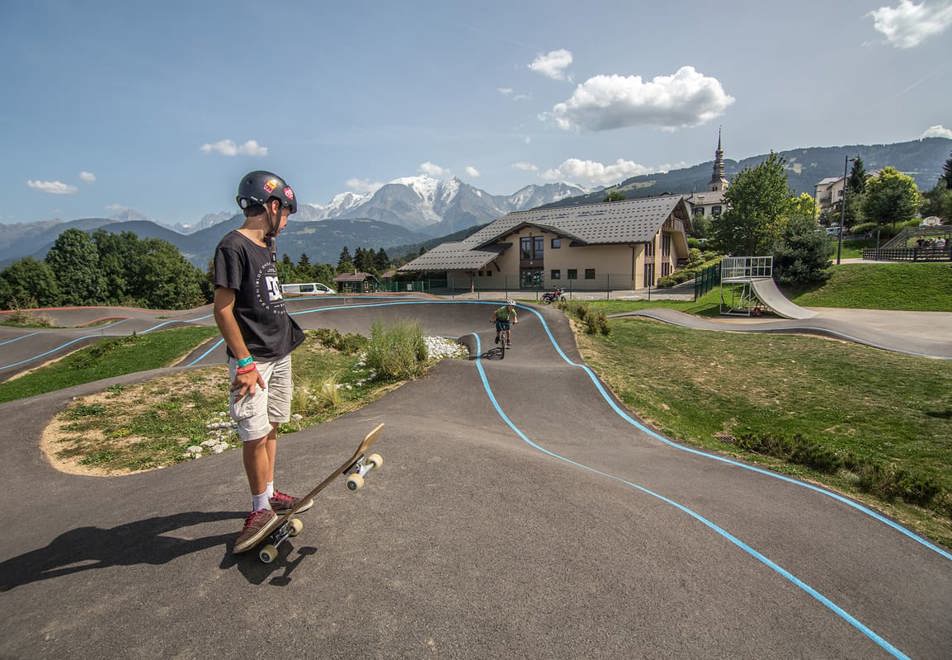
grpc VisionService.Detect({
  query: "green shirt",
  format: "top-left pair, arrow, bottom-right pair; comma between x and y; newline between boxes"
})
496,306 -> 513,321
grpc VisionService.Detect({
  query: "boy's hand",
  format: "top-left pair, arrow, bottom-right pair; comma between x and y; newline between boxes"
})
232,370 -> 266,398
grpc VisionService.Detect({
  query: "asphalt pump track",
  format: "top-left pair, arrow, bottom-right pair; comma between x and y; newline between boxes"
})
0,297 -> 949,658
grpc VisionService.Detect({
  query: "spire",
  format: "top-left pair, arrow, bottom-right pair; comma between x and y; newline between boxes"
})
709,126 -> 728,192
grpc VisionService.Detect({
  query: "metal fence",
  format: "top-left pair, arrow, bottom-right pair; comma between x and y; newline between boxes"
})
693,263 -> 720,300
435,273 -> 640,299
861,247 -> 951,262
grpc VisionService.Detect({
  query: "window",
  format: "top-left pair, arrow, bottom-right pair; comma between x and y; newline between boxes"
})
300,284 -> 314,292
551,238 -> 561,248
585,269 -> 596,280
693,206 -> 704,217
567,269 -> 577,280
712,205 -> 722,217
477,271 -> 483,277
645,240 -> 655,256
662,234 -> 671,257
643,263 -> 655,287
485,270 -> 492,277
520,237 -> 532,260
534,236 -> 544,258
551,269 -> 561,280
661,263 -> 670,277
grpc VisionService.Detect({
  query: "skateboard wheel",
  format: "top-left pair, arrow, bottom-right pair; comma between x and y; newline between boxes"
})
259,544 -> 278,564
346,473 -> 365,491
368,453 -> 383,469
288,518 -> 303,537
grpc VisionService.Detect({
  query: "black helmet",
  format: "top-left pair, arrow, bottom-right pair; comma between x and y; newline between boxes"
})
236,170 -> 297,215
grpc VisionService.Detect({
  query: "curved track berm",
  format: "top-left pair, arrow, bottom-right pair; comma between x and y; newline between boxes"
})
0,298 -> 949,658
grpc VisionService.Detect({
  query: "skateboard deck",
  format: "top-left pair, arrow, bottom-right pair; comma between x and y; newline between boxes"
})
242,423 -> 385,563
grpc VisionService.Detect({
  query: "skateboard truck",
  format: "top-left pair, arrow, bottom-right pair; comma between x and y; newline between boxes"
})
254,424 -> 385,564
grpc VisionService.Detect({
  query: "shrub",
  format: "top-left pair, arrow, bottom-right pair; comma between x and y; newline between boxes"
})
687,247 -> 704,268
656,276 -> 677,289
687,237 -> 702,249
311,328 -> 367,354
584,309 -> 610,335
365,321 -> 427,380
558,300 -> 588,322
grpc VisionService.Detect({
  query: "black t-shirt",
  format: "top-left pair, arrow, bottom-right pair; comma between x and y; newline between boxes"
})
213,230 -> 305,361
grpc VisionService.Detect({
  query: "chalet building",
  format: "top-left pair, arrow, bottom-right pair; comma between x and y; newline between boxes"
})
398,194 -> 693,291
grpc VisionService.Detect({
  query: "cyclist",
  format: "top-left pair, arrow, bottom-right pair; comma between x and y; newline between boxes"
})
492,299 -> 518,348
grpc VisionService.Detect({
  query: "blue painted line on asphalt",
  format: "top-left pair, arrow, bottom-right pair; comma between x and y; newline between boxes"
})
0,332 -> 39,347
0,336 -> 91,370
284,298 -> 952,562
187,338 -> 225,366
468,331 -> 909,660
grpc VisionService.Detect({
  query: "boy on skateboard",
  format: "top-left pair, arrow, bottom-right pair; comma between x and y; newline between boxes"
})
212,170 -> 313,554
492,299 -> 518,347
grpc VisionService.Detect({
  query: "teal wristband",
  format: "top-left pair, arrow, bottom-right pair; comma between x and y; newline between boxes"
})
237,356 -> 254,368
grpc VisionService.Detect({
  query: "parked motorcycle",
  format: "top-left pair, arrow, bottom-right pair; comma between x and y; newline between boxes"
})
541,287 -> 566,304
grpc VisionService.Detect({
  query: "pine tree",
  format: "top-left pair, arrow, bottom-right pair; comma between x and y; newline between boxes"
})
374,248 -> 390,271
338,246 -> 352,270
942,152 -> 952,190
847,157 -> 867,195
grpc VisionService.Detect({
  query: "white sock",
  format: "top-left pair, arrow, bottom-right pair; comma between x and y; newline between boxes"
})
252,490 -> 271,512
266,481 -> 274,498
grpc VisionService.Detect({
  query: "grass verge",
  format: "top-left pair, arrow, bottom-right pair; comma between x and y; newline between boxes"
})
44,325 -> 457,474
0,326 -> 220,403
577,317 -> 952,548
786,263 -> 952,312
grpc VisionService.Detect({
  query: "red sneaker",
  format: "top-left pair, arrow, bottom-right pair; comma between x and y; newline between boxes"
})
233,509 -> 277,554
269,490 -> 314,515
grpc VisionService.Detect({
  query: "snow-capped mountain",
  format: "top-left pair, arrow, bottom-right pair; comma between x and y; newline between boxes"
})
170,211 -> 236,234
306,176 -> 588,236
302,191 -> 372,221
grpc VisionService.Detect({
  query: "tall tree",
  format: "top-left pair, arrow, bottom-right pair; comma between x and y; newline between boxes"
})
712,152 -> 791,256
604,190 -> 626,202
862,167 -> 921,229
130,238 -> 206,309
0,257 -> 61,308
773,194 -> 832,285
847,157 -> 867,195
338,246 -> 352,271
942,152 -> 952,190
374,248 -> 390,271
45,229 -> 106,305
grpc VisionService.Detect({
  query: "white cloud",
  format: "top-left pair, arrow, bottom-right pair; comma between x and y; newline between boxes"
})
27,180 -> 78,195
498,87 -> 531,101
346,178 -> 384,194
465,166 -> 481,178
511,161 -> 539,172
868,0 -> 952,48
79,171 -> 96,183
528,49 -> 573,80
540,158 -> 675,187
512,93 -> 531,101
548,66 -> 734,132
922,124 -> 952,138
200,139 -> 268,157
419,161 -> 449,177
497,87 -> 513,96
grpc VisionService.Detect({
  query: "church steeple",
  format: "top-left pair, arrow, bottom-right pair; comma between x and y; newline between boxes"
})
709,127 -> 729,192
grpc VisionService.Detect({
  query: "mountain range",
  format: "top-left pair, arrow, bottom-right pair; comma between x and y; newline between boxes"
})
4,137 -> 948,269
544,137 -> 952,208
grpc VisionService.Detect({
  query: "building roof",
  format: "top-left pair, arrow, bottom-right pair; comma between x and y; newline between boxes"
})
399,195 -> 688,272
398,242 -> 507,272
684,191 -> 725,205
334,272 -> 378,282
816,176 -> 843,187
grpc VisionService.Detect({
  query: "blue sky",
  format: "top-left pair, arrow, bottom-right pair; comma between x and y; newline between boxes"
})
2,0 -> 950,226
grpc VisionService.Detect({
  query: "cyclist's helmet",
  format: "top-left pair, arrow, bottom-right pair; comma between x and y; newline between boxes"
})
236,170 -> 297,215
506,298 -> 516,306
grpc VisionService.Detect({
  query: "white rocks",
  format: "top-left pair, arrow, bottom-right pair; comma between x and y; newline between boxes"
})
291,413 -> 303,421
423,336 -> 467,361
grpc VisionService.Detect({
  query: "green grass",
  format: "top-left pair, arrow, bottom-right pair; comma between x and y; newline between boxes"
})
578,287 -> 724,317
786,263 -> 952,311
46,327 -> 453,473
0,326 -> 220,403
579,318 -> 952,547
834,238 -> 877,260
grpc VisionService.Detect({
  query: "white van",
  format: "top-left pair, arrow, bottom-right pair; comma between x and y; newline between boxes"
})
280,282 -> 336,295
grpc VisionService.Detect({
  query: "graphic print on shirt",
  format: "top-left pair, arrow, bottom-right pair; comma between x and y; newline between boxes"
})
254,263 -> 288,317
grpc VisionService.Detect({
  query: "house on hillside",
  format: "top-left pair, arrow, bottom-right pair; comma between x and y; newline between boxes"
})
334,272 -> 378,293
814,176 -> 846,216
398,194 -> 693,291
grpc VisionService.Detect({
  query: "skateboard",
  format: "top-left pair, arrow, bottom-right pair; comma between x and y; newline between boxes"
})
250,423 -> 385,564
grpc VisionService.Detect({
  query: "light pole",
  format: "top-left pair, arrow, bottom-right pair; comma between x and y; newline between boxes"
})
836,155 -> 856,265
